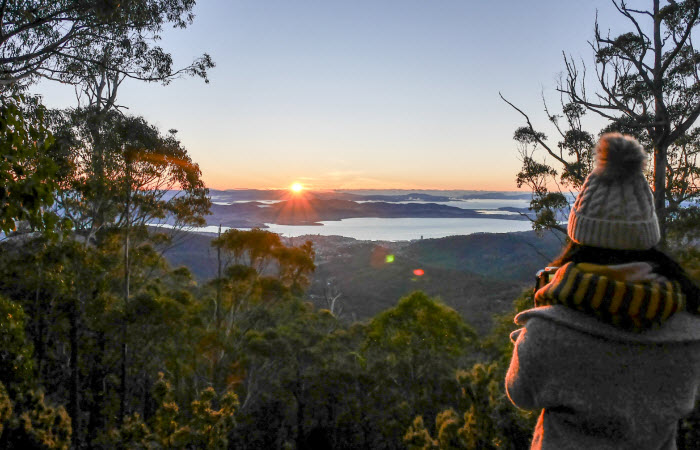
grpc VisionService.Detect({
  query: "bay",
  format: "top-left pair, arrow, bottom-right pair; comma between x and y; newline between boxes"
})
263,217 -> 533,241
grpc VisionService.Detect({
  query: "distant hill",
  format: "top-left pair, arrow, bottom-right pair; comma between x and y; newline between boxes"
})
401,231 -> 564,283
210,188 -> 531,203
305,241 -> 525,333
208,197 -> 526,226
162,229 -> 564,333
334,189 -> 530,199
209,189 -> 359,202
352,193 -> 453,202
161,230 -> 219,280
459,192 -> 531,200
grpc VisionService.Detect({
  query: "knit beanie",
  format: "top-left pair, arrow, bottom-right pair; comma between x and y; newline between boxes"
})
567,133 -> 660,250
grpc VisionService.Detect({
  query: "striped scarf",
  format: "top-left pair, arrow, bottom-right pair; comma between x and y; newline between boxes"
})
535,262 -> 687,331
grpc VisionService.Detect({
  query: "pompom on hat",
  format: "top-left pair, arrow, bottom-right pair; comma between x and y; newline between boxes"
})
567,133 -> 660,250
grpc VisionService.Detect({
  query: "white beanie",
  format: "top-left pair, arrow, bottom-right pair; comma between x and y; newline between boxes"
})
567,133 -> 660,250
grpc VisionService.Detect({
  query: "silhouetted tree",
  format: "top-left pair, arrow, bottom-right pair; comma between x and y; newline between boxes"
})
503,0 -> 700,241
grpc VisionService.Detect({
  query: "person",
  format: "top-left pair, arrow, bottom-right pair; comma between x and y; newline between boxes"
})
505,133 -> 700,449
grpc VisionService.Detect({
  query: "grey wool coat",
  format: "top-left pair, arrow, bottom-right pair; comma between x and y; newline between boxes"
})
506,305 -> 700,450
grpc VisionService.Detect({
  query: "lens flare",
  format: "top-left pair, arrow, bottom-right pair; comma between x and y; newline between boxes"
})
413,269 -> 425,276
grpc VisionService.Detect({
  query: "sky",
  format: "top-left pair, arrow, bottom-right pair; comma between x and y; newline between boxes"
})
35,0 -> 632,191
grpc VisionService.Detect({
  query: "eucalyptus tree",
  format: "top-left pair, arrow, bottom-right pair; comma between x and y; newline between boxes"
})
363,291 -> 477,448
203,229 -> 315,394
503,0 -> 700,241
0,0 -> 214,239
52,109 -> 210,243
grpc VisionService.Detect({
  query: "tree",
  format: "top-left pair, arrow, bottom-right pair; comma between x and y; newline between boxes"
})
202,229 -> 315,393
503,0 -> 700,241
2,0 -> 214,235
232,302 -> 341,448
0,225 -> 214,445
51,109 -> 210,243
47,108 -> 210,429
406,291 -> 538,450
363,291 -> 477,447
0,0 -> 213,88
363,292 -> 477,387
500,94 -> 594,235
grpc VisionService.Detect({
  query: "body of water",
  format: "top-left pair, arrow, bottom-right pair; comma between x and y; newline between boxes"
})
265,218 -> 533,241
165,217 -> 534,241
158,197 -> 536,241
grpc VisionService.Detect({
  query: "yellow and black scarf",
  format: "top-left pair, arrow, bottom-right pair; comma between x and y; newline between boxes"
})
535,262 -> 687,330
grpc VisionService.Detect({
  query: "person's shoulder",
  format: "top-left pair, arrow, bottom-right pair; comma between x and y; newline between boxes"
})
515,305 -> 700,344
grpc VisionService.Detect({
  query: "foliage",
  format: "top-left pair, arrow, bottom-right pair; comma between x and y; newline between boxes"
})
405,362 -> 535,450
0,383 -> 11,437
201,229 -> 316,395
405,291 -> 537,450
364,291 -> 476,362
678,398 -> 700,450
0,95 -> 64,235
50,108 -> 210,242
0,297 -> 33,392
1,389 -> 72,450
4,226 -> 697,450
0,298 -> 72,449
363,292 -> 477,448
405,416 -> 438,450
101,373 -> 238,449
0,0 -> 213,88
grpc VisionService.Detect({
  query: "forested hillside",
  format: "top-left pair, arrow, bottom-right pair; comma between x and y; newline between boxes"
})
164,230 -> 561,333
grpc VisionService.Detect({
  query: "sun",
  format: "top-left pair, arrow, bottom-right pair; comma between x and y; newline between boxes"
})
290,182 -> 304,193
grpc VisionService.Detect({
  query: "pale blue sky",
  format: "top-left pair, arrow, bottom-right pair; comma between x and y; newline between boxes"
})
37,0 -> 628,190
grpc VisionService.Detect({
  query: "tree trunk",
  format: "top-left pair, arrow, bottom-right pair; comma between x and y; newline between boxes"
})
119,161 -> 131,424
69,300 -> 81,445
295,367 -> 305,449
651,0 -> 668,245
87,332 -> 106,445
216,224 -> 223,328
119,288 -> 128,424
295,391 -> 305,449
33,279 -> 46,379
653,142 -> 668,244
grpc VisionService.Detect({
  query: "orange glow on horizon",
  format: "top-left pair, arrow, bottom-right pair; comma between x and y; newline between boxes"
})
203,178 -> 530,192
202,171 -> 529,192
